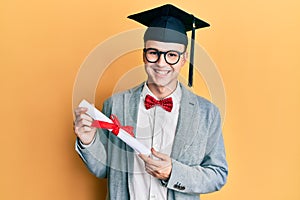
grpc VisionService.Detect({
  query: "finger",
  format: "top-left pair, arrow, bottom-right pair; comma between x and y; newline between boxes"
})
74,107 -> 87,116
83,126 -> 93,132
74,126 -> 84,135
74,107 -> 88,117
145,163 -> 159,173
138,154 -> 150,162
79,113 -> 94,122
145,167 -> 161,179
145,169 -> 155,177
75,118 -> 92,128
74,113 -> 93,125
146,160 -> 171,173
145,168 -> 154,176
77,126 -> 93,133
141,155 -> 161,168
138,154 -> 158,166
145,165 -> 157,174
81,118 -> 93,127
74,122 -> 95,132
151,148 -> 168,160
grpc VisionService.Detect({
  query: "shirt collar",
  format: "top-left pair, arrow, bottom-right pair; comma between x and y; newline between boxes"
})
141,82 -> 182,105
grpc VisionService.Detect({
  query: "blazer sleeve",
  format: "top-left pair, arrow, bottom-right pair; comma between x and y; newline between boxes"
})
166,108 -> 228,194
75,99 -> 112,178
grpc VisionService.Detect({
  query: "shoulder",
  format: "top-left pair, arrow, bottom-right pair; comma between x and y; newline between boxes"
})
180,83 -> 220,117
103,83 -> 144,105
196,94 -> 218,113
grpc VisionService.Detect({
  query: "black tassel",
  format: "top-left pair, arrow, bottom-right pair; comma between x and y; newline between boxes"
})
188,16 -> 196,87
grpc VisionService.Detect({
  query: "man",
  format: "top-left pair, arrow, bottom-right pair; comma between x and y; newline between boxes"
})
74,4 -> 228,200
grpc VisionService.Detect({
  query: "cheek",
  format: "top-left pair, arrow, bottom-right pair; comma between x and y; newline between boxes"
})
172,64 -> 183,73
144,64 -> 151,74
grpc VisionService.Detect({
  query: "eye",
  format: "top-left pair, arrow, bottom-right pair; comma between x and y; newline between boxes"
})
167,51 -> 179,58
148,50 -> 158,55
145,48 -> 159,55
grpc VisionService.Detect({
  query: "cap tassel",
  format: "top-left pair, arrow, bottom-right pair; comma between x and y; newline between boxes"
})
188,16 -> 196,87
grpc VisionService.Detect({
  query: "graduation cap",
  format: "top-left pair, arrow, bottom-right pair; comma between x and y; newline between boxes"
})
128,4 -> 210,87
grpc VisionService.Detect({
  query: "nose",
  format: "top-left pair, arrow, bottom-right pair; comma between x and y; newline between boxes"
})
156,53 -> 168,66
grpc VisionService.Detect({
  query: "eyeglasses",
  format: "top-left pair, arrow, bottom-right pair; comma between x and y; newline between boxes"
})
143,48 -> 185,65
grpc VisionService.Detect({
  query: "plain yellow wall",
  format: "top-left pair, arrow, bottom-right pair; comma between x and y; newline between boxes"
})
1,0 -> 300,199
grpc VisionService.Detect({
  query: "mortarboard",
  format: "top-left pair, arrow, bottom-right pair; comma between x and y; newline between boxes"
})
128,4 -> 210,87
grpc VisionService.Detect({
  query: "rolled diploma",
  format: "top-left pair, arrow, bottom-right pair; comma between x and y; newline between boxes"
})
79,99 -> 151,155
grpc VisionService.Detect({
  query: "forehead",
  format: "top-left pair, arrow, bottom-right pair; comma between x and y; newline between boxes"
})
145,40 -> 186,52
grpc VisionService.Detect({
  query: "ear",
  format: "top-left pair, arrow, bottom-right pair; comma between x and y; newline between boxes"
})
142,52 -> 147,64
181,51 -> 188,65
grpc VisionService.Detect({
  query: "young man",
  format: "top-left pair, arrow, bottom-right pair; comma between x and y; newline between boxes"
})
74,4 -> 228,200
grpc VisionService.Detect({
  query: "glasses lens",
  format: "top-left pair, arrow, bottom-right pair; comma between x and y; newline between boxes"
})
144,48 -> 182,65
145,49 -> 159,63
165,51 -> 180,65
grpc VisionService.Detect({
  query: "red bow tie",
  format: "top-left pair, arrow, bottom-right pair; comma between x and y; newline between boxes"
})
144,94 -> 173,112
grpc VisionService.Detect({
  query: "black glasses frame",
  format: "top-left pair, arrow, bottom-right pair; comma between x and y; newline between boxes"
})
143,48 -> 185,65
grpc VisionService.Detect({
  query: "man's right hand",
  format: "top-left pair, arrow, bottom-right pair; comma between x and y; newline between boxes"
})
74,107 -> 97,145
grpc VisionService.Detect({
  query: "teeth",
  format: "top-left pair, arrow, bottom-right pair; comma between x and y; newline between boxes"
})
154,70 -> 168,75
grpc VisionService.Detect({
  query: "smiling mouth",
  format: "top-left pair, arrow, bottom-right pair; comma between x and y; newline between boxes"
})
154,69 -> 170,75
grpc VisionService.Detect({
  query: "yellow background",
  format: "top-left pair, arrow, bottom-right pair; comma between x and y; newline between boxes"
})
1,0 -> 300,199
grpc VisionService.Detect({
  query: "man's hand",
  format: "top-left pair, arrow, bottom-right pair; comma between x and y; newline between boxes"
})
139,148 -> 172,180
74,107 -> 96,145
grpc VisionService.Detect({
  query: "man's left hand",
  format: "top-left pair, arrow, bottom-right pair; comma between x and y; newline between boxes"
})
139,148 -> 172,180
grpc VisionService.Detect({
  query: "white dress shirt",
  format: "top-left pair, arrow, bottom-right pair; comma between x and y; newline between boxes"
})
129,82 -> 182,200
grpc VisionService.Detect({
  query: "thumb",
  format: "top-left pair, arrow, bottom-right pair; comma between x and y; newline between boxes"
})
151,148 -> 167,160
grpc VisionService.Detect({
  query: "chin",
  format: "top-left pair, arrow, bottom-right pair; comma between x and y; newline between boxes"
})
149,78 -> 168,86
153,80 -> 175,90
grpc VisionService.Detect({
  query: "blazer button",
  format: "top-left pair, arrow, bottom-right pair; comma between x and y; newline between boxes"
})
173,184 -> 178,189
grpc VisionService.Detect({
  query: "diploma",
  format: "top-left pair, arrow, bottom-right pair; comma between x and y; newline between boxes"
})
79,99 -> 151,155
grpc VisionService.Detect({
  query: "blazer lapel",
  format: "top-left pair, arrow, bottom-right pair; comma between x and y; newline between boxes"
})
124,83 -> 144,133
171,84 -> 199,159
123,83 -> 144,189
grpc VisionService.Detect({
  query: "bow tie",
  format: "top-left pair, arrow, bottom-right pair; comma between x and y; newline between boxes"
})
144,94 -> 173,112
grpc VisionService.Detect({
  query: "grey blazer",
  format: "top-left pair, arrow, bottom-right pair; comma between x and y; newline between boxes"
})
76,82 -> 228,200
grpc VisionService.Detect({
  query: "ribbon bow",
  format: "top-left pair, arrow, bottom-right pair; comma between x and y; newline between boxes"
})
144,94 -> 173,112
91,114 -> 135,137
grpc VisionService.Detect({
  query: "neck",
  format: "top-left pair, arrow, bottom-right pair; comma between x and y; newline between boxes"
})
146,82 -> 178,99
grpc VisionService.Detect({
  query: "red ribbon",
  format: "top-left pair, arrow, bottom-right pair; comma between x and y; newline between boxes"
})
91,114 -> 135,137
